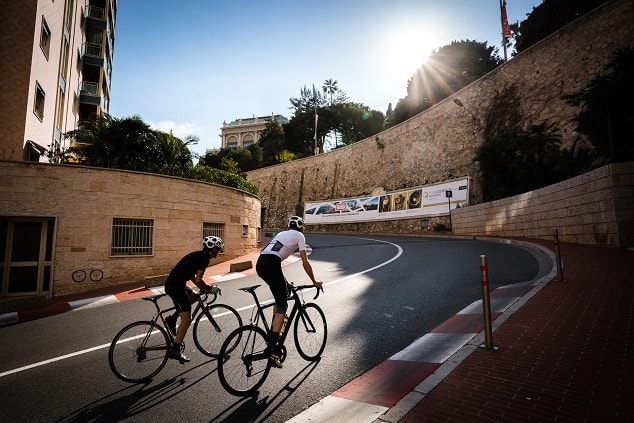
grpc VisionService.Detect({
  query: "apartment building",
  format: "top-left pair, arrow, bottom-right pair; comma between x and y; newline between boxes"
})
0,0 -> 117,162
218,114 -> 288,150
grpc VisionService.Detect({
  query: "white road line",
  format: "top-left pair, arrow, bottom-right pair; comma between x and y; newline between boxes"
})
0,343 -> 110,378
0,236 -> 402,379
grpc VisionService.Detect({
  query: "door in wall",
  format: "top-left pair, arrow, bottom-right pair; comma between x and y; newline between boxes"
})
0,217 -> 55,297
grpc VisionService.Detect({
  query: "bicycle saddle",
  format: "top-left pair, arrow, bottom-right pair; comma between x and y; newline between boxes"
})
142,293 -> 168,303
239,285 -> 261,293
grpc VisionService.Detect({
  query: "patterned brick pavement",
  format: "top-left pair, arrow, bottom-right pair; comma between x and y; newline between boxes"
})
398,243 -> 634,422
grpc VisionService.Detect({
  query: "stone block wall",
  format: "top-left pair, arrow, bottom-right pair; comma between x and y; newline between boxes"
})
246,0 -> 634,240
451,162 -> 634,247
0,161 -> 261,297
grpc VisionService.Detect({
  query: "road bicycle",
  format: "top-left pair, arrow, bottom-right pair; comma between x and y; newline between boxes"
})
217,284 -> 327,396
108,287 -> 242,383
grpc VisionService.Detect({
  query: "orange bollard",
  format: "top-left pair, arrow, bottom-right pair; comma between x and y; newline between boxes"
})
479,255 -> 499,351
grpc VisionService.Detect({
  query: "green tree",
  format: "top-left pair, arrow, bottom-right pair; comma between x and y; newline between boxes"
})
154,130 -> 196,176
565,47 -> 634,163
200,146 -> 259,173
258,120 -> 292,165
475,124 -> 568,201
387,40 -> 502,128
322,78 -> 338,106
188,164 -> 258,195
65,114 -> 161,171
64,113 -> 258,194
323,78 -> 340,147
334,103 -> 385,146
512,0 -> 609,54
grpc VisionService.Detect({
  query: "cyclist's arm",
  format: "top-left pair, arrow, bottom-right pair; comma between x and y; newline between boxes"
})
191,269 -> 208,291
300,250 -> 322,289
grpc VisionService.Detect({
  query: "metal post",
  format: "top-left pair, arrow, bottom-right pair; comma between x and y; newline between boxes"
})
553,228 -> 564,282
479,255 -> 499,350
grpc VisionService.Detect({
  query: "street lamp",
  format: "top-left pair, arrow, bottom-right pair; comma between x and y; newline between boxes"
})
453,98 -> 479,133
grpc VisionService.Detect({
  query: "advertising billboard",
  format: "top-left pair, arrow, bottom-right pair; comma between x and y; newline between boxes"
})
304,178 -> 469,224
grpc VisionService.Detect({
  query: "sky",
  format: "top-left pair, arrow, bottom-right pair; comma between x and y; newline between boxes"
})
109,0 -> 543,156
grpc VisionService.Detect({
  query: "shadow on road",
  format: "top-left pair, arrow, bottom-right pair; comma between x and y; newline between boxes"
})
209,359 -> 321,423
51,360 -> 215,422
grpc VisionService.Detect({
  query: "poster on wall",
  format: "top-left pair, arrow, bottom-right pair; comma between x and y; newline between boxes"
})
304,178 -> 469,225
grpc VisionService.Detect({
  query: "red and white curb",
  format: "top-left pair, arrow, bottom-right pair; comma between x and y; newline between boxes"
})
287,275 -> 555,423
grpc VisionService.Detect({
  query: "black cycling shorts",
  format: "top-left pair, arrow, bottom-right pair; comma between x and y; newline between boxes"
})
165,280 -> 192,313
256,254 -> 288,313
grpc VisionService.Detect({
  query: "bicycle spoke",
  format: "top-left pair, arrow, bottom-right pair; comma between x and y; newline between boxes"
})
193,304 -> 242,357
109,321 -> 169,383
218,326 -> 271,396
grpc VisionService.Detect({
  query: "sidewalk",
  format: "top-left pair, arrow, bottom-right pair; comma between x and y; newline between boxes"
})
391,241 -> 634,422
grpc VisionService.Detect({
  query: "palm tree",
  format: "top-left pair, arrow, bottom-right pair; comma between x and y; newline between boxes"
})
322,78 -> 338,106
322,79 -> 339,148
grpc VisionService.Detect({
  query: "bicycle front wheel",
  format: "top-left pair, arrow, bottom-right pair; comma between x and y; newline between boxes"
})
193,303 -> 242,357
294,303 -> 327,361
217,325 -> 271,396
108,321 -> 169,383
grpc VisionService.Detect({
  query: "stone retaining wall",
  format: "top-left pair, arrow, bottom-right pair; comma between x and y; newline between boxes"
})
452,162 -> 634,247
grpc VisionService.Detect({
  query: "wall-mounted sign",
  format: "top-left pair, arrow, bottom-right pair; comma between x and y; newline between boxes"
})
304,178 -> 469,225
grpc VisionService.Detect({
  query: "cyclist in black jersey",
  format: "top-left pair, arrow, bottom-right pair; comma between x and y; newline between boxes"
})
256,216 -> 322,368
164,236 -> 223,362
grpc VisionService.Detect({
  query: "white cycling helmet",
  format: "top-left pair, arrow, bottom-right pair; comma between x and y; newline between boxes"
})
288,215 -> 305,231
202,236 -> 224,250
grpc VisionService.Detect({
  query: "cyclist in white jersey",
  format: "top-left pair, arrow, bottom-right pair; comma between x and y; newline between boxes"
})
256,215 -> 322,368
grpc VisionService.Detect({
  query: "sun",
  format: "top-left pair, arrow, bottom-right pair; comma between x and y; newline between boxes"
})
385,26 -> 438,82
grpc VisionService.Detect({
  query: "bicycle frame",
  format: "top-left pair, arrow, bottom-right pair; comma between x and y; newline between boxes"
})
242,284 -> 322,352
144,291 -> 220,338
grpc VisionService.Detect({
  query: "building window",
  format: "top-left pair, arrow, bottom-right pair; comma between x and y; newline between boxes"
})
243,134 -> 254,147
34,83 -> 45,120
242,225 -> 249,237
40,18 -> 51,59
203,222 -> 225,252
111,218 -> 154,256
226,135 -> 238,148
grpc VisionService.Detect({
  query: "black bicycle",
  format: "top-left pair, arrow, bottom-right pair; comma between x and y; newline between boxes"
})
109,287 -> 242,383
217,284 -> 326,396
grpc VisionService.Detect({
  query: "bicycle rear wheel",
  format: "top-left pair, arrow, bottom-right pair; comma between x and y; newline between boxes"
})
108,321 -> 169,383
217,325 -> 271,396
193,303 -> 242,357
294,303 -> 327,361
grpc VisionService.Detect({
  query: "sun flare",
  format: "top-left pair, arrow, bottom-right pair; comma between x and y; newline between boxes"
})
385,26 -> 438,82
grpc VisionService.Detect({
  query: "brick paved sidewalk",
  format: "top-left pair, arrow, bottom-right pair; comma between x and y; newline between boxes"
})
396,243 -> 634,422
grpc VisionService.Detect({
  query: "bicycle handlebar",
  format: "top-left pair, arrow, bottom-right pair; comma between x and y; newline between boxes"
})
196,290 -> 218,304
291,284 -> 324,300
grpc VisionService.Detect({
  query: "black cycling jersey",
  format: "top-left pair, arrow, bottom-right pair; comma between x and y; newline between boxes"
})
166,250 -> 210,287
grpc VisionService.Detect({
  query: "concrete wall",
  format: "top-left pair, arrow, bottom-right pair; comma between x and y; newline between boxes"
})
0,161 -> 261,297
452,162 -> 634,247
246,0 -> 634,240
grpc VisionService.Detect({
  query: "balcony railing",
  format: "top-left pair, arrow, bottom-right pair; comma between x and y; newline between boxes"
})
86,6 -> 105,21
80,81 -> 99,96
82,42 -> 102,58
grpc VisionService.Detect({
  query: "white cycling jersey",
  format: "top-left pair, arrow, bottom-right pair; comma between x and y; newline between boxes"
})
260,230 -> 306,261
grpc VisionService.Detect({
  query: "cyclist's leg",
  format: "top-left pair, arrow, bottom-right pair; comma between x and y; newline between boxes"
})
256,254 -> 287,367
165,280 -> 192,362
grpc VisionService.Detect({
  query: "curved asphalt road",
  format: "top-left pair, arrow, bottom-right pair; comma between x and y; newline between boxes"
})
0,234 -> 552,422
